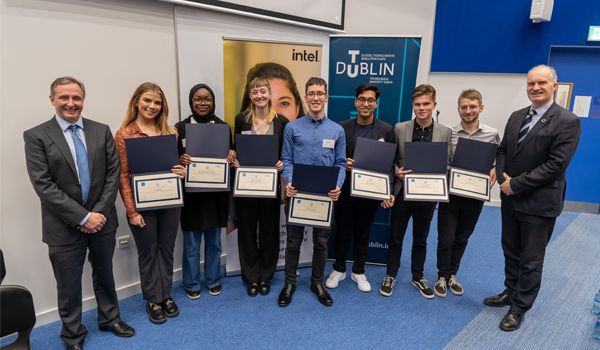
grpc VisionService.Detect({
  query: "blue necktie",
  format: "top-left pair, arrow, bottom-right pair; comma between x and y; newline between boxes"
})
69,125 -> 90,204
518,109 -> 536,147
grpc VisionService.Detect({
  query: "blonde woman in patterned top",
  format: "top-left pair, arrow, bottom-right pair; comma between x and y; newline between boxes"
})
115,82 -> 185,325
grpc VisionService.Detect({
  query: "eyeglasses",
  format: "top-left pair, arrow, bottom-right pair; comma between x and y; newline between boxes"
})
357,98 -> 377,105
192,98 -> 213,104
307,92 -> 327,98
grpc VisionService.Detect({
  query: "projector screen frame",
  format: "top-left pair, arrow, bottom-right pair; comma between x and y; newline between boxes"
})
159,0 -> 346,33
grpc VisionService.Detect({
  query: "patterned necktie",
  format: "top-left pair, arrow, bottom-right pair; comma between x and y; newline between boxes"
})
69,125 -> 90,204
518,109 -> 536,147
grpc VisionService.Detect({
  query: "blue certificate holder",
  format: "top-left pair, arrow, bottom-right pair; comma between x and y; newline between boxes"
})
124,135 -> 184,211
403,142 -> 449,202
351,137 -> 396,201
233,135 -> 279,198
449,138 -> 498,201
288,164 -> 338,228
184,123 -> 231,192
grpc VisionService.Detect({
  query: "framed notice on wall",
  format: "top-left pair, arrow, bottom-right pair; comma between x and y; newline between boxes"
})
555,83 -> 573,109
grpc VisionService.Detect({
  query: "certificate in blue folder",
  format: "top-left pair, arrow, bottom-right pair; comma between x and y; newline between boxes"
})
184,123 -> 231,192
403,142 -> 449,203
449,138 -> 498,201
233,134 -> 279,198
124,135 -> 183,211
351,137 -> 396,201
288,164 -> 338,228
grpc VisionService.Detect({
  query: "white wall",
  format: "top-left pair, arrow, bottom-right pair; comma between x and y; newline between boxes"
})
0,0 -> 180,326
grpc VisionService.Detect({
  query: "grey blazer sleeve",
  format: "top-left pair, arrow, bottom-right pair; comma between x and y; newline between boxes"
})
24,129 -> 88,227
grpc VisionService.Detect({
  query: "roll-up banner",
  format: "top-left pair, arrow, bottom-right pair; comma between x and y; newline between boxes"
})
327,36 -> 422,264
223,38 -> 323,276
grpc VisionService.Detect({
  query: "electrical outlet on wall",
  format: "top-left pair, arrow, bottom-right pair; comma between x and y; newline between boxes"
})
117,236 -> 131,249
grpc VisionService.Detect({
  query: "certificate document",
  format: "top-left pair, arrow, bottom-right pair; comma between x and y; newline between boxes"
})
288,193 -> 333,228
351,168 -> 391,201
185,157 -> 229,189
449,168 -> 490,201
133,173 -> 183,210
234,167 -> 278,198
404,174 -> 449,202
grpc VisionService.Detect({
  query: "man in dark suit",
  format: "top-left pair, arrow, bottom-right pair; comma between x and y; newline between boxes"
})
24,77 -> 135,350
484,65 -> 581,331
325,83 -> 396,293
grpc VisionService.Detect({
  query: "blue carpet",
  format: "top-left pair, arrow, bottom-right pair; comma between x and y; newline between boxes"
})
445,212 -> 600,350
1,207 -> 586,349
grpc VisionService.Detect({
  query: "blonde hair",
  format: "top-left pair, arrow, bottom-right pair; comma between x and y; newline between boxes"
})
245,77 -> 277,124
120,82 -> 176,136
458,89 -> 483,106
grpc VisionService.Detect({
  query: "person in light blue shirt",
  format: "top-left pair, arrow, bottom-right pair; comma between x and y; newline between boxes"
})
278,77 -> 346,308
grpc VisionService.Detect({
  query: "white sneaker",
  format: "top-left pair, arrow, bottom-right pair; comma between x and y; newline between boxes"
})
325,270 -> 346,288
351,273 -> 371,292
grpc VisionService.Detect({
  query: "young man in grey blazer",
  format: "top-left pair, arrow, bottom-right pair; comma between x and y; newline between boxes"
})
24,77 -> 134,350
380,84 -> 453,298
484,65 -> 581,331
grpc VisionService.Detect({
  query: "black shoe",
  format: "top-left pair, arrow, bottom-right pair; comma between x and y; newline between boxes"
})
499,310 -> 524,331
66,344 -> 83,350
411,278 -> 434,299
278,283 -> 296,307
146,303 -> 167,325
483,293 -> 511,307
310,283 -> 333,306
259,281 -> 270,295
161,297 -> 179,318
99,321 -> 136,337
209,285 -> 222,296
247,283 -> 259,297
186,289 -> 201,300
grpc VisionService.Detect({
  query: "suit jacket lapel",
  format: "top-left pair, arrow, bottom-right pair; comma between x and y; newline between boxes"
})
83,118 -> 97,175
404,119 -> 414,144
45,118 -> 78,178
370,119 -> 382,140
515,103 -> 556,156
432,121 -> 443,142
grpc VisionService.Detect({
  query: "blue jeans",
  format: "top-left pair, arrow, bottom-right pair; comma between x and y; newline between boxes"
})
182,228 -> 222,291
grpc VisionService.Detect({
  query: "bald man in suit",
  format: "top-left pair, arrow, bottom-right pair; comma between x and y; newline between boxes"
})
484,65 -> 581,331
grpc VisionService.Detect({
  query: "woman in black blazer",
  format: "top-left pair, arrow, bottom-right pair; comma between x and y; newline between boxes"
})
233,77 -> 289,297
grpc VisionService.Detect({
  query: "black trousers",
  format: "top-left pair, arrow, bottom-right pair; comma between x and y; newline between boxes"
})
236,197 -> 281,284
501,202 -> 556,314
436,194 -> 484,278
333,191 -> 380,274
284,201 -> 331,286
386,194 -> 437,279
128,207 -> 181,303
48,230 -> 120,346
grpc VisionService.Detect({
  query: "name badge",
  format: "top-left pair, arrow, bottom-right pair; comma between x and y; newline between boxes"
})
242,130 -> 251,135
322,139 -> 335,149
182,139 -> 186,148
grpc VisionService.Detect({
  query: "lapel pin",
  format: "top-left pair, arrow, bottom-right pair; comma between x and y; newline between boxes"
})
541,118 -> 547,123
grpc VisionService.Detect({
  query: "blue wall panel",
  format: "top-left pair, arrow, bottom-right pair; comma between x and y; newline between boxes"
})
432,0 -> 600,74
549,47 -> 600,205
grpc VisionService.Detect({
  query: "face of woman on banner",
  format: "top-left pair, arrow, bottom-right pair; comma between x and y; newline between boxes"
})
249,85 -> 271,108
268,78 -> 299,121
136,91 -> 163,121
192,88 -> 214,116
